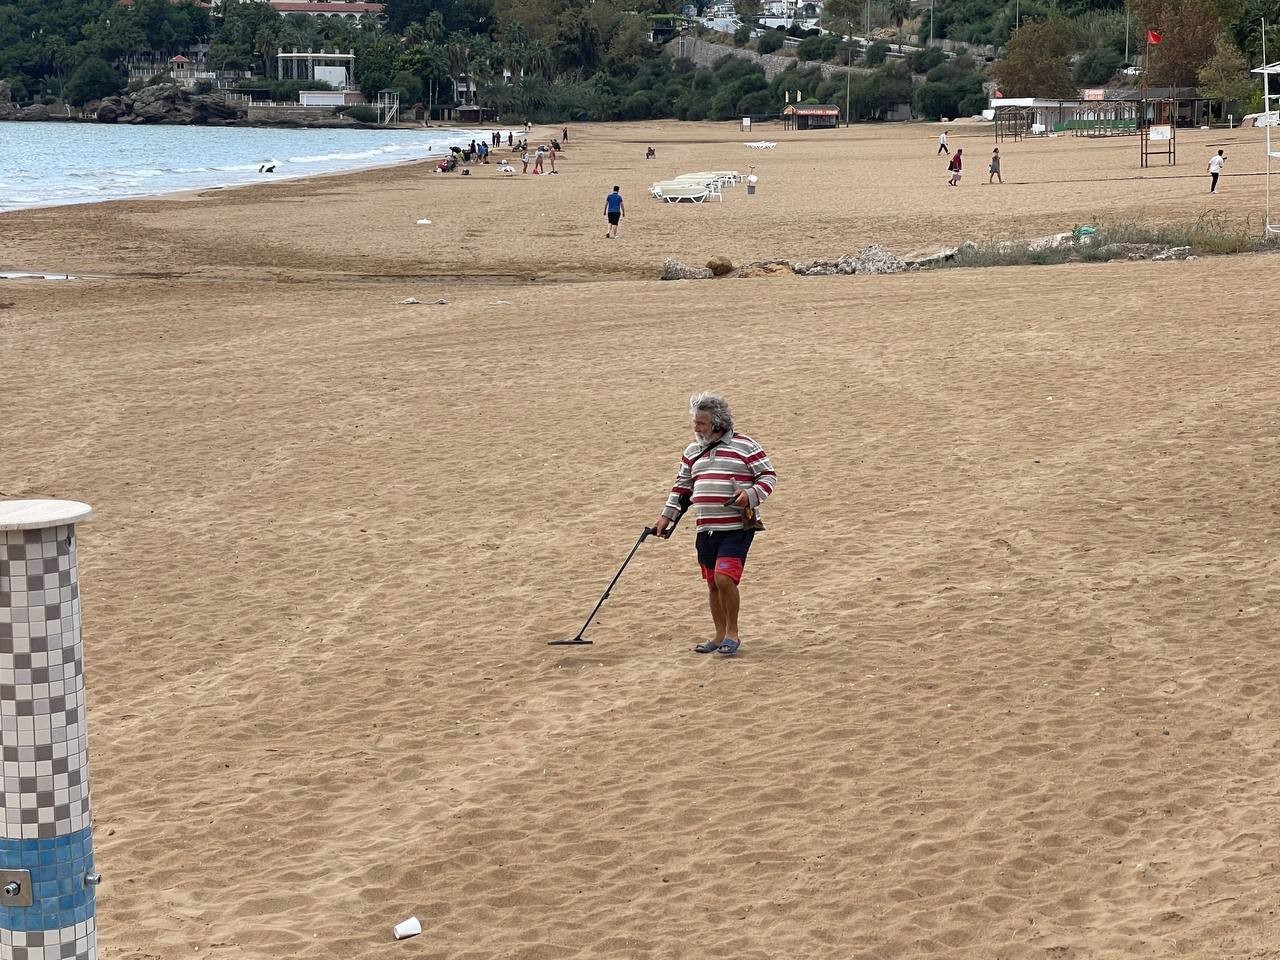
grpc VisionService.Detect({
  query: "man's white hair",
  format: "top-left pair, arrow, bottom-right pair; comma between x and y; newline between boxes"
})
689,392 -> 734,434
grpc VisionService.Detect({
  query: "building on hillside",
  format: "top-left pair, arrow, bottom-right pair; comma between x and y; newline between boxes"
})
267,0 -> 384,22
276,48 -> 356,88
124,45 -> 253,89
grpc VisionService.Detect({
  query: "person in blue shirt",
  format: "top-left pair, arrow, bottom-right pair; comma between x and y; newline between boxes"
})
604,186 -> 624,239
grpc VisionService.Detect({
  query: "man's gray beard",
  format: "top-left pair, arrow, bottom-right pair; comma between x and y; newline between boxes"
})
694,430 -> 715,446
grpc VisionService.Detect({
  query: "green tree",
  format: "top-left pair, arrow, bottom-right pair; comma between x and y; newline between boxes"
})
64,55 -> 123,105
993,16 -> 1077,96
756,29 -> 785,53
1130,0 -> 1223,86
1073,45 -> 1122,83
1197,32 -> 1253,113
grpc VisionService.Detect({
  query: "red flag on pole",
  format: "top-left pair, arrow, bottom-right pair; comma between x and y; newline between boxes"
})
1146,29 -> 1162,43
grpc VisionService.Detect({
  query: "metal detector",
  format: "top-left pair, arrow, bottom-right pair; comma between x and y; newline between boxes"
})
548,510 -> 684,646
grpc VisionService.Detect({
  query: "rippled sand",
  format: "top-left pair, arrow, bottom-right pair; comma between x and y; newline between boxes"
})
3,118 -> 1279,960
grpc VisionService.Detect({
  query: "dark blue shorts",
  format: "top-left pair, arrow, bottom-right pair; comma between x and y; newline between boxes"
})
696,529 -> 755,584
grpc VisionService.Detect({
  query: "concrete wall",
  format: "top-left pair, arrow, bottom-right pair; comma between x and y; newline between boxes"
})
245,105 -> 340,122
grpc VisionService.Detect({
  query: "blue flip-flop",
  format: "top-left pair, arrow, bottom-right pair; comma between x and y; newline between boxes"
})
694,640 -> 721,654
717,638 -> 741,656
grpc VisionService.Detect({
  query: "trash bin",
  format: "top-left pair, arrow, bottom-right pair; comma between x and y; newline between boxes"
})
746,174 -> 758,196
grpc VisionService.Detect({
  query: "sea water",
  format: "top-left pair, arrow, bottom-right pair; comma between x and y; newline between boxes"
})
0,122 -> 512,212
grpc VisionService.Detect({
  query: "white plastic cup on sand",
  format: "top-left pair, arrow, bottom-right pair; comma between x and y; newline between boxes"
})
393,916 -> 422,940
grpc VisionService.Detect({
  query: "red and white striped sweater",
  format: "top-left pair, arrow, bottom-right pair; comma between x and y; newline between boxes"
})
662,432 -> 778,533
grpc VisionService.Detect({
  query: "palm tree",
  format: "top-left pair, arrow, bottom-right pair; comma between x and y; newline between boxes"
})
525,39 -> 553,80
423,11 -> 446,43
446,31 -> 471,104
421,40 -> 449,121
467,35 -> 494,110
887,0 -> 911,46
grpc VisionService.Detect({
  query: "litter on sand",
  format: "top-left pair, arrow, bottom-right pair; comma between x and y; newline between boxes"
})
393,916 -> 422,940
416,218 -> 432,225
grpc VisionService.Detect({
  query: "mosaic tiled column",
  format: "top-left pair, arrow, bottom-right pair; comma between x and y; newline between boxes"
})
0,501 -> 98,960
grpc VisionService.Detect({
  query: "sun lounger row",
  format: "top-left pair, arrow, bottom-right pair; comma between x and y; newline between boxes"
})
648,171 -> 740,203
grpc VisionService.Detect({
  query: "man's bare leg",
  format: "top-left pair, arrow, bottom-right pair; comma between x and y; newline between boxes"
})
707,581 -> 727,642
714,573 -> 740,639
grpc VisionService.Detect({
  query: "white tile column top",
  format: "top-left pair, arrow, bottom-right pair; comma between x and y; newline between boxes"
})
0,500 -> 93,531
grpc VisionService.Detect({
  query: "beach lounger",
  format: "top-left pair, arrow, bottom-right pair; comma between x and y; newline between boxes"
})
651,182 -> 710,202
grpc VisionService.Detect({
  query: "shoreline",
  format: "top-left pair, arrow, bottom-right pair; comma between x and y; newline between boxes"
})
0,121 -> 535,216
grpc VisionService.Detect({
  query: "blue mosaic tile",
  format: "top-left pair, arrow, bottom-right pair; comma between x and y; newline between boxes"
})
0,827 -> 95,931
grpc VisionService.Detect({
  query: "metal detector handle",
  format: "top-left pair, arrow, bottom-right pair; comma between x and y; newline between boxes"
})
653,509 -> 685,540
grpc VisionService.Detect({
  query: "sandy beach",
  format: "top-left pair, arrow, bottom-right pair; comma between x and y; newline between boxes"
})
3,119 -> 1280,959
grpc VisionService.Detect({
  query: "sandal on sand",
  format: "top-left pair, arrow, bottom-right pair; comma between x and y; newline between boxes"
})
717,638 -> 741,656
694,640 -> 721,654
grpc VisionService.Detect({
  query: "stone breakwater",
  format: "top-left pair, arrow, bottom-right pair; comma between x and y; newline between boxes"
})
659,234 -> 1203,280
661,243 -> 968,280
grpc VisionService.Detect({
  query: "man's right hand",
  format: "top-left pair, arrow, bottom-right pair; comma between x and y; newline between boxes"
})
653,516 -> 671,538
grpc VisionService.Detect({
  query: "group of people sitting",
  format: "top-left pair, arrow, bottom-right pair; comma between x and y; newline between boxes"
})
434,130 -> 566,176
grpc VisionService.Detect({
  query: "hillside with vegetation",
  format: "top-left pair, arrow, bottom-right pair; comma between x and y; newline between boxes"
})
0,0 -> 1273,120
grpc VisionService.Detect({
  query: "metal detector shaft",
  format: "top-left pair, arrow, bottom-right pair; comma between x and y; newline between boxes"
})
549,525 -> 658,645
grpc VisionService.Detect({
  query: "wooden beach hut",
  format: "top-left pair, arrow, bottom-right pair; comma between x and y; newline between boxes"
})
783,103 -> 841,130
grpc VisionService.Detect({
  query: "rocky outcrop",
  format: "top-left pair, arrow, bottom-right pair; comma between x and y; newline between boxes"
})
660,232 -> 1223,280
661,258 -> 714,280
1,81 -> 249,125
791,244 -> 908,276
0,81 -> 17,120
96,96 -> 127,123
120,83 -> 246,124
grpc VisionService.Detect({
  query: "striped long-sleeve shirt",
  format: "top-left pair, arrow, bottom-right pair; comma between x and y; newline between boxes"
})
662,432 -> 778,533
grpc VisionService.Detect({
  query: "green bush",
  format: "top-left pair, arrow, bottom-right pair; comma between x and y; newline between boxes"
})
235,79 -> 334,102
64,58 -> 124,107
912,46 -> 946,73
738,89 -> 775,115
192,79 -> 214,95
734,24 -> 752,46
796,34 -> 834,61
5,77 -> 29,103
343,104 -> 377,123
1073,47 -> 1122,85
864,41 -> 890,65
756,30 -> 785,54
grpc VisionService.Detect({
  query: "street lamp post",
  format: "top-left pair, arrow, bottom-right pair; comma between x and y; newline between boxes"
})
845,41 -> 851,125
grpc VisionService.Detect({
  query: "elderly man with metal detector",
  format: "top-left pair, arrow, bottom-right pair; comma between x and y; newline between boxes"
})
653,392 -> 777,656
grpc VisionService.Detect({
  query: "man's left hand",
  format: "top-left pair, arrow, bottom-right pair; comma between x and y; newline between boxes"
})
728,491 -> 749,509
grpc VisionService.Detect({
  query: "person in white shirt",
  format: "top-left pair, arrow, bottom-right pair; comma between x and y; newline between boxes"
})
1208,149 -> 1225,194
938,129 -> 950,156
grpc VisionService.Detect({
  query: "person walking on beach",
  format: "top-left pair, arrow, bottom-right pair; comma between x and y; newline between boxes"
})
988,147 -> 1002,184
533,146 -> 545,174
548,145 -> 557,174
604,185 -> 624,238
1209,149 -> 1225,193
563,126 -> 569,143
938,129 -> 950,155
520,150 -> 529,173
948,148 -> 963,186
653,392 -> 778,657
